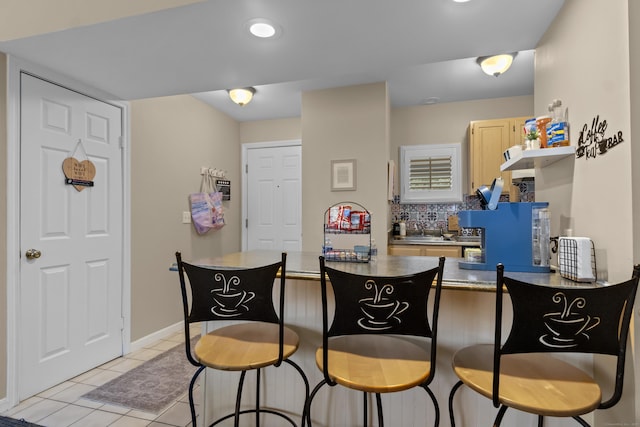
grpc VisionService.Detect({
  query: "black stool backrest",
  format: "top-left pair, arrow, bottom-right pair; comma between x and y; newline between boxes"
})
319,256 -> 445,385
493,263 -> 640,409
175,252 -> 287,366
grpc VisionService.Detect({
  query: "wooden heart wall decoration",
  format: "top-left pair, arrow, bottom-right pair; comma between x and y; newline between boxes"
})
62,157 -> 96,191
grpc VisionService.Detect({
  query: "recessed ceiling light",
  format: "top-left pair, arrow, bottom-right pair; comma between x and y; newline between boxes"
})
452,0 -> 472,3
250,22 -> 275,38
246,19 -> 281,39
423,97 -> 440,105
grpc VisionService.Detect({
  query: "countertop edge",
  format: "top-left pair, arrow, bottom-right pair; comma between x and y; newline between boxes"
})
185,251 -> 596,292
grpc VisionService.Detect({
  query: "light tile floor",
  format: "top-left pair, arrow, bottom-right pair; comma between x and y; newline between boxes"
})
2,327 -> 202,427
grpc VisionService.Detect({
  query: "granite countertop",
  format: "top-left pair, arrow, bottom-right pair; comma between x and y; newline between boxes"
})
190,250 -> 599,292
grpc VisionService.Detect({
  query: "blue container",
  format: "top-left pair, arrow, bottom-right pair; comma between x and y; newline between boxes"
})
458,202 -> 550,273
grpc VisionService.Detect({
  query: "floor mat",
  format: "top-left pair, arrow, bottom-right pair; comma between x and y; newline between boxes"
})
0,416 -> 44,427
82,337 -> 199,413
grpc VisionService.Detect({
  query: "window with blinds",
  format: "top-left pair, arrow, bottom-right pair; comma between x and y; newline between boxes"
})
409,156 -> 452,190
400,143 -> 462,203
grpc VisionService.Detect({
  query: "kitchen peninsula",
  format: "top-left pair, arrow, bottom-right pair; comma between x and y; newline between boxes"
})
190,251 -> 598,427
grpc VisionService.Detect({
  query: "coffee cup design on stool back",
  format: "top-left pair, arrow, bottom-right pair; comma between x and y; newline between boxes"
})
211,273 -> 255,317
541,292 -> 600,348
358,280 -> 409,331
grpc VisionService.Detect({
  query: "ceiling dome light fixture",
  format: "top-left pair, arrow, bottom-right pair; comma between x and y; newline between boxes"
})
477,53 -> 516,77
246,18 -> 281,39
228,87 -> 256,106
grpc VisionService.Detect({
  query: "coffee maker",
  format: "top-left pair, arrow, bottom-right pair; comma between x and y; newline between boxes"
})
459,179 -> 550,273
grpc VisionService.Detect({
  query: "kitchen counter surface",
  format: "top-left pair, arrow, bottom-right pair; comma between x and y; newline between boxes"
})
190,250 -> 597,292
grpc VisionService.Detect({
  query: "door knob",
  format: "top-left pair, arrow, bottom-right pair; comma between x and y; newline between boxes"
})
25,249 -> 42,260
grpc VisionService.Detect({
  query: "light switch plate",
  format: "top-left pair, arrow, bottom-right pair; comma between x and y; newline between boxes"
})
182,211 -> 191,224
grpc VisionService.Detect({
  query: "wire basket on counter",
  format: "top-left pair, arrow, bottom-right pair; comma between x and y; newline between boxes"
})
323,248 -> 371,263
558,237 -> 597,282
323,202 -> 371,263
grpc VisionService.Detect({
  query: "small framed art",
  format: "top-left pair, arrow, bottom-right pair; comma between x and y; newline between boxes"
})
331,159 -> 356,191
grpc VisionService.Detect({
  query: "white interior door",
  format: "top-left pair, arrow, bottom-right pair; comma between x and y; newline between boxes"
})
246,144 -> 302,251
19,74 -> 124,399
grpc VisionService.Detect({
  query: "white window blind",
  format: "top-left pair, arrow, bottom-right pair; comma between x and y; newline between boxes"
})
400,143 -> 462,203
409,156 -> 452,190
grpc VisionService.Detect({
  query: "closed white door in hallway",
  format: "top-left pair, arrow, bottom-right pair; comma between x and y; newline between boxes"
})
246,143 -> 302,251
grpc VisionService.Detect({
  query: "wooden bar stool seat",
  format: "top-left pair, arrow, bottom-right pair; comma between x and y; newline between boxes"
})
175,251 -> 309,427
452,344 -> 601,417
315,334 -> 431,393
196,322 -> 299,371
448,263 -> 640,427
304,256 -> 445,427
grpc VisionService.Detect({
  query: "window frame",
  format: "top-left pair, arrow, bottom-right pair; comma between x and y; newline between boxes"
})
399,143 -> 462,203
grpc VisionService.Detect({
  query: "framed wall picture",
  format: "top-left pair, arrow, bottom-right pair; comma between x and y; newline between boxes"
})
331,159 -> 357,191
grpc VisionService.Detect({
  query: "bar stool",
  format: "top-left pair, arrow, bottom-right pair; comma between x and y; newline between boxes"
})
448,263 -> 640,427
304,256 -> 445,427
175,251 -> 309,427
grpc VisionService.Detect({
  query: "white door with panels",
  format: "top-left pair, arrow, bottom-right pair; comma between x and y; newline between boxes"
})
19,74 -> 124,399
246,144 -> 302,251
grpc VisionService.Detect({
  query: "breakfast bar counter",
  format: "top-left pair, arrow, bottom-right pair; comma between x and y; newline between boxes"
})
191,251 -> 595,427
191,250 -> 594,290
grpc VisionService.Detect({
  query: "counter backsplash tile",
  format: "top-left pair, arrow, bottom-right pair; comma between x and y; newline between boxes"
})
391,181 -> 535,236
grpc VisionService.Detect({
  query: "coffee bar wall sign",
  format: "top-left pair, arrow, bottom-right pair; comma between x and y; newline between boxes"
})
576,115 -> 624,160
62,139 -> 96,191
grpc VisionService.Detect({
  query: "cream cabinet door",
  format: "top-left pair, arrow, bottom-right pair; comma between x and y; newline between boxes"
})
388,245 -> 424,256
469,118 -> 511,192
469,116 -> 530,194
388,245 -> 461,258
423,245 -> 462,258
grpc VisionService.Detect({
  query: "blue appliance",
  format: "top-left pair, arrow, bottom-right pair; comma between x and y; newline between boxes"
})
459,180 -> 550,272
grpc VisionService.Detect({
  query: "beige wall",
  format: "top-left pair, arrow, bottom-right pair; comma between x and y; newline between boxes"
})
130,94 -> 241,340
0,52 -> 7,400
128,89 -> 535,343
239,95 -> 534,254
240,117 -> 301,144
391,95 -> 533,195
0,63 -> 534,403
535,0 -> 636,424
536,0 -> 632,281
628,0 -> 640,423
630,0 -> 640,267
0,0 -> 202,41
301,82 -> 390,253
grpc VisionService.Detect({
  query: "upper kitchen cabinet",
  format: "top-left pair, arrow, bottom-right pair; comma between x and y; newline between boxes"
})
469,117 -> 528,194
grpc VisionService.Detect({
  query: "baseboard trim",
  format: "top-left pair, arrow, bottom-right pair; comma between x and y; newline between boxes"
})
0,396 -> 9,413
129,321 -> 184,353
